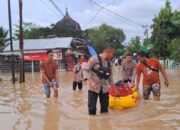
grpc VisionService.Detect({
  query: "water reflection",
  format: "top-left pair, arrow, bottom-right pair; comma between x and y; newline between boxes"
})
12,84 -> 32,130
0,69 -> 179,130
43,99 -> 60,130
72,91 -> 85,107
88,118 -> 112,130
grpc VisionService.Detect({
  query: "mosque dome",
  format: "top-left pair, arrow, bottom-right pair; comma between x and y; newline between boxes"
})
54,9 -> 81,31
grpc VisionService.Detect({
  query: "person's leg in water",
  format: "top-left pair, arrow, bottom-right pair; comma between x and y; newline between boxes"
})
78,81 -> 82,91
152,84 -> 161,101
44,83 -> 51,98
99,89 -> 109,113
88,90 -> 98,115
153,95 -> 160,101
73,81 -> 78,91
143,85 -> 152,100
52,79 -> 58,98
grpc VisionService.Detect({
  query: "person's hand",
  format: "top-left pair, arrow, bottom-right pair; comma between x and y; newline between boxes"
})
115,90 -> 120,97
164,80 -> 169,87
90,81 -> 97,89
56,83 -> 59,88
112,84 -> 120,97
132,80 -> 135,84
135,85 -> 139,92
48,82 -> 53,87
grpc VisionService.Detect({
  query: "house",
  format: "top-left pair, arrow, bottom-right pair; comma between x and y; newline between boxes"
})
0,37 -> 86,72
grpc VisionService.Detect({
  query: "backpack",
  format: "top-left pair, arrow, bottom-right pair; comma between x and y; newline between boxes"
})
92,56 -> 111,80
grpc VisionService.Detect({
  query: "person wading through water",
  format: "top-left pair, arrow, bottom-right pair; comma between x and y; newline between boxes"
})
72,59 -> 83,91
40,50 -> 59,98
136,51 -> 169,101
82,44 -> 120,115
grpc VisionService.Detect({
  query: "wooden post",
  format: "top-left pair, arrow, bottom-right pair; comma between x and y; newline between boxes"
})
31,60 -> 34,73
7,0 -> 15,84
19,0 -> 25,83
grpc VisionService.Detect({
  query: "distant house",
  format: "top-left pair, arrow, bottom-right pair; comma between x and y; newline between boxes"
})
0,37 -> 86,72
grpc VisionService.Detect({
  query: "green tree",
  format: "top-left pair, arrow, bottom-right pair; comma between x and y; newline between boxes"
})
53,28 -> 82,38
151,1 -> 173,64
28,27 -> 54,39
14,22 -> 41,39
168,38 -> 180,63
168,10 -> 180,63
0,27 -> 9,47
151,1 -> 180,66
14,22 -> 83,39
86,24 -> 126,55
125,36 -> 141,54
170,10 -> 180,39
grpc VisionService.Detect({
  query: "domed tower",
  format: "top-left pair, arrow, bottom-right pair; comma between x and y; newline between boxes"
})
54,9 -> 81,31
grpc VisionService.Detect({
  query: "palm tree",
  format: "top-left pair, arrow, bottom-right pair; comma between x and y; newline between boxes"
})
0,27 -> 9,47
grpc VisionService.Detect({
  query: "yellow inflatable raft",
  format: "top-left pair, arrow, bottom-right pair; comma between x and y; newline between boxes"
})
109,84 -> 140,110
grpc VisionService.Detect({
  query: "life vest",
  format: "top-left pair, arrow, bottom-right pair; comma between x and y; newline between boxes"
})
92,55 -> 111,80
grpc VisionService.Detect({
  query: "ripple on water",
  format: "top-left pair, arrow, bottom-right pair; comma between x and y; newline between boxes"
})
0,70 -> 180,130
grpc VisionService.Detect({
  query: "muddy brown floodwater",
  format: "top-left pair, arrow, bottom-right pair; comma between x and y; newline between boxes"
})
0,67 -> 179,130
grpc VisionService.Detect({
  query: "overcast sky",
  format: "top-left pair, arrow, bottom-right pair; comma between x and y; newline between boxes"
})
0,0 -> 179,42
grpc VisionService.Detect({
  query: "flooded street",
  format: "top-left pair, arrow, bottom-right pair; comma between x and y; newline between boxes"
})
0,67 -> 179,130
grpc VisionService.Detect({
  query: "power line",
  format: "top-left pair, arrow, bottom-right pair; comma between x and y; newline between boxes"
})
85,0 -> 117,26
88,0 -> 144,27
48,0 -> 64,16
89,0 -> 142,27
86,0 -> 138,28
40,0 -> 62,18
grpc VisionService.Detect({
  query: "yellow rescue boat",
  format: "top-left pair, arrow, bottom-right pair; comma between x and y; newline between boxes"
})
109,82 -> 140,110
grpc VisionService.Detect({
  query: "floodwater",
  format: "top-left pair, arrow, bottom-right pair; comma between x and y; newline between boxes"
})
0,67 -> 179,130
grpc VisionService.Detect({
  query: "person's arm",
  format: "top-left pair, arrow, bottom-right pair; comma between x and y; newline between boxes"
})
108,64 -> 114,86
85,79 -> 97,89
82,57 -> 97,89
55,70 -> 59,86
136,75 -> 140,91
40,63 -> 52,86
54,62 -> 59,87
132,64 -> 136,83
136,64 -> 141,91
41,70 -> 52,87
157,60 -> 169,87
72,66 -> 76,77
108,62 -> 120,96
121,62 -> 125,80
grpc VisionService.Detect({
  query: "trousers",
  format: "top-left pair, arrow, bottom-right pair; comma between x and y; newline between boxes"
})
88,89 -> 109,115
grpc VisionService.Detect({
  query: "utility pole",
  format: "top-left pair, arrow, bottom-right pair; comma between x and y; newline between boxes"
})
142,25 -> 149,38
144,28 -> 148,38
19,0 -> 25,83
8,0 -> 15,84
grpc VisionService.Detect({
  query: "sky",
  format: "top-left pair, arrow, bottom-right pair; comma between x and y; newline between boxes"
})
0,0 -> 179,42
